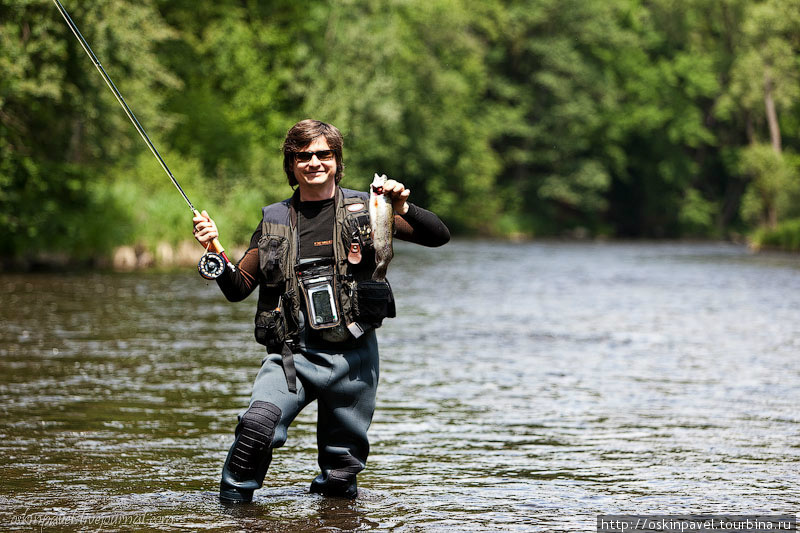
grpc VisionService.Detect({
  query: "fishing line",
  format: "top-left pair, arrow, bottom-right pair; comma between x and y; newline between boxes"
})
52,0 -> 233,279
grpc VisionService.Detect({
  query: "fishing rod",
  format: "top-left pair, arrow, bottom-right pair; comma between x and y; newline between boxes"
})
51,0 -> 233,279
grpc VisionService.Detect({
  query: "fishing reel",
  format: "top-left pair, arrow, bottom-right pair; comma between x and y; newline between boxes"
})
194,212 -> 235,280
198,251 -> 227,279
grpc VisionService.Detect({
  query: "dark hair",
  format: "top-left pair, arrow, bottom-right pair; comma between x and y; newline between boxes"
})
282,119 -> 344,187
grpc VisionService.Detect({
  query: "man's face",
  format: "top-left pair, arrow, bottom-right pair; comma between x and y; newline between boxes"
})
292,136 -> 337,193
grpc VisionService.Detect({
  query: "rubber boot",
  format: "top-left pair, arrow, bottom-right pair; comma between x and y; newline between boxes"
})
218,447 -> 272,504
218,401 -> 281,504
309,472 -> 358,499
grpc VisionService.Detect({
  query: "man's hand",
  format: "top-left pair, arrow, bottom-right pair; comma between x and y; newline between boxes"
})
192,210 -> 219,246
383,179 -> 411,215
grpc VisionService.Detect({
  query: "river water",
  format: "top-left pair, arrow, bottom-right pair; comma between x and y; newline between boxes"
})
1,241 -> 798,532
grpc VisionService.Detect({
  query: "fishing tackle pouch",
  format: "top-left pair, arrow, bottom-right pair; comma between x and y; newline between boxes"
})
258,234 -> 290,288
296,259 -> 341,330
254,309 -> 287,353
352,280 -> 396,325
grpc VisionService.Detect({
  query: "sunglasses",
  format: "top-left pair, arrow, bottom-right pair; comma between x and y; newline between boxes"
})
294,150 -> 335,162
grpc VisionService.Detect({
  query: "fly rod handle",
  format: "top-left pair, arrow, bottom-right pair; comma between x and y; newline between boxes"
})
209,238 -> 225,255
193,209 -> 225,255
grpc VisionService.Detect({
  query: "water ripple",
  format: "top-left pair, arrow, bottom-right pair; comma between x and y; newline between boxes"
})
1,242 -> 799,531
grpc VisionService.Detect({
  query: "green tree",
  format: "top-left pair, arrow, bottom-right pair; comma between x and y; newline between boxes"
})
479,0 -> 624,235
7,0 -> 800,263
0,0 -> 178,259
738,143 -> 797,227
284,0 -> 500,233
608,0 -> 730,237
717,0 -> 800,228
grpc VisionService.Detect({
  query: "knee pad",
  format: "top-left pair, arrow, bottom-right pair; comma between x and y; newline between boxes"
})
229,401 -> 281,478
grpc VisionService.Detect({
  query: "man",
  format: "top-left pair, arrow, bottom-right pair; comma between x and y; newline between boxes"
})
192,119 -> 450,503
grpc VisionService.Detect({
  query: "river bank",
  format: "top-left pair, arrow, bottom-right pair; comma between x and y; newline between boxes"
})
1,241 -> 249,273
3,231 -> 798,274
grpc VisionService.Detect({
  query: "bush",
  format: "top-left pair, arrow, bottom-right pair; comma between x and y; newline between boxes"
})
750,218 -> 800,251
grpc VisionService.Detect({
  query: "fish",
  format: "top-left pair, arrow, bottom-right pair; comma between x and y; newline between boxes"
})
369,173 -> 394,281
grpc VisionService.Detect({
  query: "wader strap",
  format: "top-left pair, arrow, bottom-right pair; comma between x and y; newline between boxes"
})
281,341 -> 297,393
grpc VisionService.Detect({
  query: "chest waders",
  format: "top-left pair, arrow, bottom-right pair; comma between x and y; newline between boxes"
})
220,187 -> 395,503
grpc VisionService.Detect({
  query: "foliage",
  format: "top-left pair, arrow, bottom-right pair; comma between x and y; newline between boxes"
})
292,0 -> 501,233
751,217 -> 800,251
4,0 -> 800,264
737,143 -> 798,227
0,0 -> 177,258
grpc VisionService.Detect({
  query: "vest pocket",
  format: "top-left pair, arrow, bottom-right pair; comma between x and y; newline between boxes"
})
258,235 -> 289,287
352,280 -> 396,326
254,309 -> 287,353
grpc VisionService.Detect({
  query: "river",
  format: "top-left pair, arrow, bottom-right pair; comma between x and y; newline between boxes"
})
1,241 -> 798,531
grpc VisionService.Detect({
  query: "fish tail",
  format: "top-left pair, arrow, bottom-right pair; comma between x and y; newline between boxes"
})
372,248 -> 393,280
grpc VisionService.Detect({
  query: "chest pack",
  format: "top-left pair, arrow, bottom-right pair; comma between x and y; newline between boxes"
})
254,188 -> 395,350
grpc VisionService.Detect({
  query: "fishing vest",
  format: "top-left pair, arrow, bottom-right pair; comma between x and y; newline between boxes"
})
255,186 -> 395,347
